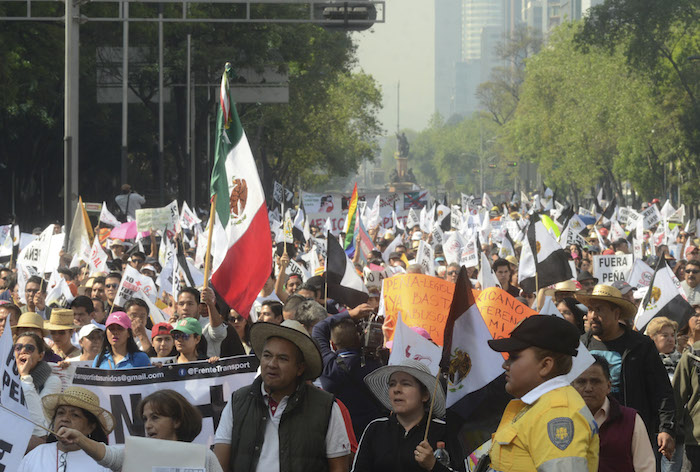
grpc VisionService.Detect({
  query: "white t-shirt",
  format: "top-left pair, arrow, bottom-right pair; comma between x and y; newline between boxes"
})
18,443 -> 112,472
215,382 -> 350,472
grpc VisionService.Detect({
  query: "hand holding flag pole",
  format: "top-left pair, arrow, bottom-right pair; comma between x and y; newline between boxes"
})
423,369 -> 442,442
203,194 -> 218,289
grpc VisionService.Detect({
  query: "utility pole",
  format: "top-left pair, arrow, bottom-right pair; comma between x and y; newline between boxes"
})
63,0 -> 79,234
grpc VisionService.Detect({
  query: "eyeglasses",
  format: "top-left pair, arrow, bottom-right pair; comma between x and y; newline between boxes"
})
14,343 -> 37,354
172,332 -> 193,341
686,269 -> 700,274
105,283 -> 120,289
447,271 -> 458,275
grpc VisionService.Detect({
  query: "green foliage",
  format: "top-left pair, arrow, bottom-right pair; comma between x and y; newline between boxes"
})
0,8 -> 383,225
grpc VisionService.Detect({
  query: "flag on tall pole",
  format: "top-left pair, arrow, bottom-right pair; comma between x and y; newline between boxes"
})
209,63 -> 272,318
342,183 -> 359,256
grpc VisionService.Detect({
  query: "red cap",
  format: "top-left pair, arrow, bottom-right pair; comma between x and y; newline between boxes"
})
602,248 -> 615,255
151,322 -> 173,339
599,228 -> 609,237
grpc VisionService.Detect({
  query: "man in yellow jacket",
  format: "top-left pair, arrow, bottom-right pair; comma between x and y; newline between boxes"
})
485,315 -> 599,472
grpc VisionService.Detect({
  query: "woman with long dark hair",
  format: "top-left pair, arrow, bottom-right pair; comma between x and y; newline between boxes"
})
93,312 -> 150,369
18,387 -> 114,471
56,389 -> 223,471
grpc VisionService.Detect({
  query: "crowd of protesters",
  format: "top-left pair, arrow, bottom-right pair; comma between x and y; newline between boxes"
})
2,189 -> 700,472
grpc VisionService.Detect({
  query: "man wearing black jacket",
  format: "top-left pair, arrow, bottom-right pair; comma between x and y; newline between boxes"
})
578,284 -> 676,468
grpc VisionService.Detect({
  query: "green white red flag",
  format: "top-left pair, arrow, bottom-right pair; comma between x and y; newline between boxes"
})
210,63 -> 272,317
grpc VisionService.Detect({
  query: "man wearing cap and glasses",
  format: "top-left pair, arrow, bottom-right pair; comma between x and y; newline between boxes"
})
578,285 -> 676,465
681,260 -> 700,308
485,315 -> 599,472
214,319 -> 351,472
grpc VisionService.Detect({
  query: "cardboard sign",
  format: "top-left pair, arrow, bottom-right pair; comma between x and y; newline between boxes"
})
136,200 -> 179,233
382,274 -> 455,345
592,254 -> 634,283
363,266 -> 392,289
642,204 -> 662,230
477,287 -> 537,341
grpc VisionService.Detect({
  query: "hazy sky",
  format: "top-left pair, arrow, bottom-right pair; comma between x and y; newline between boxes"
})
352,0 -> 435,135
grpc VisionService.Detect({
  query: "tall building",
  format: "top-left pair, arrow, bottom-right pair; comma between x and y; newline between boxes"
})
434,0 -> 462,120
461,0 -> 505,61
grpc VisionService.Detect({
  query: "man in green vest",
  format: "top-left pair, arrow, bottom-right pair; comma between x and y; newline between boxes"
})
214,319 -> 351,472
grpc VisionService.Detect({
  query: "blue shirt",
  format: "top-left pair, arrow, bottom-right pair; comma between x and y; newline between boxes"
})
92,350 -> 151,369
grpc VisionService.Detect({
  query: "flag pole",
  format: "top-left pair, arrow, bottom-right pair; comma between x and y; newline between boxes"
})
203,194 -> 218,289
0,403 -> 57,437
423,367 -> 442,442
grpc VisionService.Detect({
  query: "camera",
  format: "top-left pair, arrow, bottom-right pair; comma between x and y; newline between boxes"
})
357,312 -> 389,366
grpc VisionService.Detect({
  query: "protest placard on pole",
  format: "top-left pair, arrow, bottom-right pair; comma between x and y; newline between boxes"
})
135,200 -> 179,234
71,355 -> 259,445
363,265 -> 392,289
114,265 -> 158,306
592,254 -> 634,283
642,204 -> 662,230
416,240 -> 435,276
0,317 -> 35,471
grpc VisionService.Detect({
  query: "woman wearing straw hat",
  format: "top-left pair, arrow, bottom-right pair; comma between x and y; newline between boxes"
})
17,386 -> 113,471
45,308 -> 80,360
352,359 -> 458,472
55,389 -> 224,472
14,332 -> 62,448
12,311 -> 63,363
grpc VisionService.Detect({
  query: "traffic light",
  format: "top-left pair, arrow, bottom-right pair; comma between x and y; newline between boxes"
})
315,1 -> 378,31
488,164 -> 497,169
508,162 -> 518,167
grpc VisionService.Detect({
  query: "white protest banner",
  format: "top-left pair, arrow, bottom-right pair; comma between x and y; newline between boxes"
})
45,278 -> 75,308
642,204 -> 662,230
114,265 -> 158,306
617,207 -> 631,225
71,356 -> 258,445
363,265 -> 392,289
442,231 -> 464,266
88,236 -> 109,274
99,201 -> 121,227
0,317 -> 35,471
17,224 -> 55,271
285,259 -> 310,282
135,200 -> 179,234
180,201 -> 201,230
388,313 -> 442,375
273,181 -> 284,203
592,254 -> 634,284
451,206 -> 463,230
123,436 -> 207,471
627,258 -> 654,288
416,240 -> 435,276
430,225 -> 444,250
50,360 -> 93,392
460,236 -> 479,268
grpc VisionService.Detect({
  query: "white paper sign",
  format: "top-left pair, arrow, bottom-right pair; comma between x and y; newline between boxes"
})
592,254 -> 634,284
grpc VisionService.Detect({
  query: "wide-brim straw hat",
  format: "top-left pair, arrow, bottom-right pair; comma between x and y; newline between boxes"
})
575,284 -> 637,319
250,319 -> 322,381
12,312 -> 47,334
364,359 -> 446,419
554,279 -> 579,294
43,387 -> 115,434
44,309 -> 76,331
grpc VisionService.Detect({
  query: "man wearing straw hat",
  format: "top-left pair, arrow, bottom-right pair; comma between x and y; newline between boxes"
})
214,319 -> 351,472
486,315 -> 599,472
578,284 -> 676,464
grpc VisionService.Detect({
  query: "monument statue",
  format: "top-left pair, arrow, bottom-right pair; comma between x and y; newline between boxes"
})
396,132 -> 410,157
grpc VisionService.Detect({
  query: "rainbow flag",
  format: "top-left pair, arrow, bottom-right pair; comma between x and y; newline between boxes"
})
342,183 -> 359,253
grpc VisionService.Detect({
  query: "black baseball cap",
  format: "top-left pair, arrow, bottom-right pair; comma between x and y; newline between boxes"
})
488,315 -> 580,356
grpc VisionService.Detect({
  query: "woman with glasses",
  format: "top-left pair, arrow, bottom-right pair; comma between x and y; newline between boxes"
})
93,312 -> 150,369
167,317 -> 219,364
229,309 -> 252,354
13,332 -> 62,446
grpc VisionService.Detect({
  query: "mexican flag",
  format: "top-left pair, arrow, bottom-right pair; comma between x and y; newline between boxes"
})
210,63 -> 272,318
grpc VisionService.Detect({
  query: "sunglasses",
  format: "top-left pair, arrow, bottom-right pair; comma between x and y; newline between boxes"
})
447,271 -> 458,275
686,269 -> 700,274
14,343 -> 37,354
105,283 -> 119,289
231,316 -> 245,323
172,332 -> 193,341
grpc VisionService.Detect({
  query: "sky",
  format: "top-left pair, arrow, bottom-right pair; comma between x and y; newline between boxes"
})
352,0 -> 435,135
